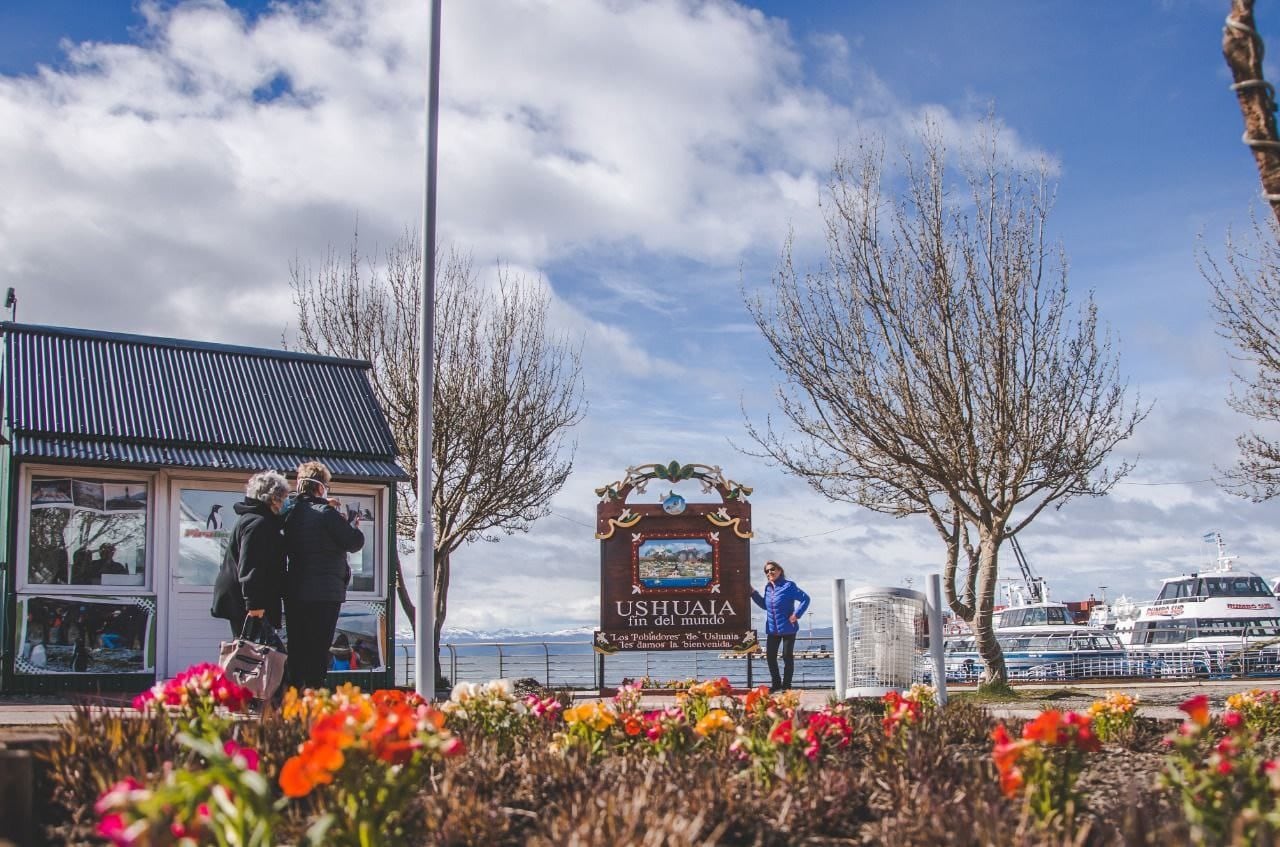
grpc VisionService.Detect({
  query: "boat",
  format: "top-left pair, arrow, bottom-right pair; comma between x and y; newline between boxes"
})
1127,532 -> 1280,651
1086,592 -> 1150,641
943,579 -> 1127,681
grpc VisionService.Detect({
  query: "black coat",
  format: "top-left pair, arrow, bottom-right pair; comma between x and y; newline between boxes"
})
210,499 -> 286,628
284,493 -> 365,604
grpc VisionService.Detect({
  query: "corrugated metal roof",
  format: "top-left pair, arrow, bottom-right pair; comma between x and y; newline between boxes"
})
14,436 -> 406,481
5,323 -> 407,481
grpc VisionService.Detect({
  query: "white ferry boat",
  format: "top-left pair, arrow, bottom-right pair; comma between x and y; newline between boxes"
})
944,580 -> 1126,680
1128,533 -> 1280,650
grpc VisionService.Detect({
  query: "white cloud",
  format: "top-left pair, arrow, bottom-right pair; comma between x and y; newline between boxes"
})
12,0 -> 1261,637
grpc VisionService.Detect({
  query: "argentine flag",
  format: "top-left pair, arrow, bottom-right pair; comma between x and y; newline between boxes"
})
1202,531 -> 1217,543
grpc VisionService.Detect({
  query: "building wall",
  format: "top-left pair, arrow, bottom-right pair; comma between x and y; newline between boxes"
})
4,461 -> 395,693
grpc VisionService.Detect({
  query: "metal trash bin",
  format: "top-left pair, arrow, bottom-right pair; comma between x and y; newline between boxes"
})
833,583 -> 928,698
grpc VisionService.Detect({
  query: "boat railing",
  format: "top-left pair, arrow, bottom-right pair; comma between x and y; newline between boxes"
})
394,636 -> 837,690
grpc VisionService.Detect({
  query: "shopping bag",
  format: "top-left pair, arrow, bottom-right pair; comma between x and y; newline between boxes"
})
218,617 -> 287,701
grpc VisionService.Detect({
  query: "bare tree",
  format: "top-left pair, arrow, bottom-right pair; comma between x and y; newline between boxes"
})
290,229 -> 585,669
1212,2 -> 1280,500
745,126 -> 1146,685
1206,218 -> 1280,500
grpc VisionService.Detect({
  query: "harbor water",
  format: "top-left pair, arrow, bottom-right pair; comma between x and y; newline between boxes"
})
393,636 -> 837,690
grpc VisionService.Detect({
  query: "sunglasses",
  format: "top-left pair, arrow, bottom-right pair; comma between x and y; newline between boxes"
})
764,566 -> 779,574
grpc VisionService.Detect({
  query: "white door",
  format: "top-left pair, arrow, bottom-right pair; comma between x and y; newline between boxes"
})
167,482 -> 245,676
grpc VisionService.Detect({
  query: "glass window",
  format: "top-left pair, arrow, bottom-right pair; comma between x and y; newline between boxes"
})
177,486 -> 245,587
332,492 -> 378,593
27,475 -> 148,587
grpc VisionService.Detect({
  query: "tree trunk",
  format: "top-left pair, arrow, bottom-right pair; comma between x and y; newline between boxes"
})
432,548 -> 450,690
1225,0 -> 1280,225
972,526 -> 1008,686
394,558 -> 416,631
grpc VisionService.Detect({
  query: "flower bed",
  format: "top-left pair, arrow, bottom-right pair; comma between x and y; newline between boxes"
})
35,667 -> 1280,845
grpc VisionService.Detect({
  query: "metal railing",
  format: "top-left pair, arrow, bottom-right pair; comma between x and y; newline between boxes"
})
940,647 -> 1280,683
394,637 -> 838,690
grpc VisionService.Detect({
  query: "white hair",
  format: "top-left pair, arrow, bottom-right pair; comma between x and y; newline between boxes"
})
245,471 -> 289,503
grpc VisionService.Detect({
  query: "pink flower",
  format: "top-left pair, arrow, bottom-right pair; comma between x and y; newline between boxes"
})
94,777 -> 146,815
223,739 -> 260,772
96,812 -> 145,846
1223,711 -> 1244,730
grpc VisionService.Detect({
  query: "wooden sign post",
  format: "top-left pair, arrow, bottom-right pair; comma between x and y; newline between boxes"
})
594,461 -> 757,654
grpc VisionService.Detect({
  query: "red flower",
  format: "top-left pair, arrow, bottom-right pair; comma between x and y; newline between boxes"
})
769,719 -> 794,745
1180,695 -> 1211,727
1223,711 -> 1244,730
623,715 -> 644,736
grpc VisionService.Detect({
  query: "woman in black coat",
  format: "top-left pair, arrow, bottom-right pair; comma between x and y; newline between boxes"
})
211,471 -> 290,638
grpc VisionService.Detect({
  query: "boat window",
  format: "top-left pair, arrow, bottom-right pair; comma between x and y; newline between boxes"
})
1024,636 -> 1056,649
1003,610 -> 1024,627
1158,580 -> 1194,601
1245,620 -> 1280,637
1047,608 -> 1068,625
1024,608 -> 1047,626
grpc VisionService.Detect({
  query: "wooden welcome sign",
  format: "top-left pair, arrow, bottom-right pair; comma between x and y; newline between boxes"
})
593,461 -> 757,654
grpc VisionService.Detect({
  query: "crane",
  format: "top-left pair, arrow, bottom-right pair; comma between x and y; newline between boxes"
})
1007,534 -> 1045,604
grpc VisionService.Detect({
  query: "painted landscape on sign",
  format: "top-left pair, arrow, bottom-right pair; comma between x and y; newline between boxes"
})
637,538 -> 714,588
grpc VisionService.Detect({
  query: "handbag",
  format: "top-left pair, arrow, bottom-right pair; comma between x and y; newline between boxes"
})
218,617 -> 288,701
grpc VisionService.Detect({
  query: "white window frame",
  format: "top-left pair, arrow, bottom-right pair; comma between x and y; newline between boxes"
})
326,481 -> 386,601
16,463 -> 158,596
164,472 -> 387,601
168,475 -> 249,593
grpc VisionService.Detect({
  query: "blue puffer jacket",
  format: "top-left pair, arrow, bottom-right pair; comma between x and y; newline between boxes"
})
751,578 -> 811,635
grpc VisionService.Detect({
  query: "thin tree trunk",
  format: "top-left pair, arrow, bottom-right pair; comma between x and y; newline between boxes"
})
395,559 -> 416,631
973,527 -> 1008,686
432,548 -> 450,689
1225,0 -> 1280,225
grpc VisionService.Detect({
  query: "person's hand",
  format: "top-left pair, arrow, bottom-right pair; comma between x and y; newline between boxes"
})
327,497 -> 342,509
247,609 -> 265,618
788,614 -> 798,625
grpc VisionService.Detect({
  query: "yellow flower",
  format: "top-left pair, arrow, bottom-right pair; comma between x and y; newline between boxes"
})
694,708 -> 735,736
564,702 -> 616,732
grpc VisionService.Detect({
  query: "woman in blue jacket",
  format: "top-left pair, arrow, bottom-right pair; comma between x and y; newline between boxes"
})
750,560 -> 810,692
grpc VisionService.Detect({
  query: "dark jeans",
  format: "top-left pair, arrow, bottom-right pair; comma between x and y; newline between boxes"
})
766,633 -> 796,691
284,600 -> 342,690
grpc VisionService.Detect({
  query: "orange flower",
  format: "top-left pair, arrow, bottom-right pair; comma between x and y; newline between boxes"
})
623,715 -> 644,736
279,741 -> 344,798
991,724 -> 1030,775
1022,710 -> 1064,745
1180,695 -> 1211,728
999,764 -> 1025,798
743,685 -> 771,713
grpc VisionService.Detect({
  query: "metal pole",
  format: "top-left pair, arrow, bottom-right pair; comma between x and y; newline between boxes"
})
832,578 -> 848,700
928,574 -> 948,706
414,0 -> 442,699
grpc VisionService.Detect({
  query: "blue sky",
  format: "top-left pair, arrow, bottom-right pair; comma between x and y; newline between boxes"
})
4,0 -> 1280,635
